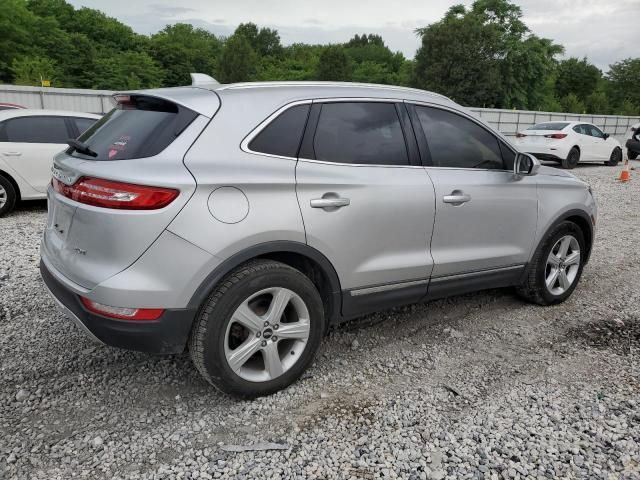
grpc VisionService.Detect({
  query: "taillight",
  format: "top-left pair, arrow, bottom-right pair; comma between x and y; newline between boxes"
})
544,133 -> 568,139
80,297 -> 164,321
516,132 -> 527,138
52,177 -> 178,210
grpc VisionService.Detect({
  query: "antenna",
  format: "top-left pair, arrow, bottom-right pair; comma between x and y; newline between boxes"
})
190,73 -> 219,87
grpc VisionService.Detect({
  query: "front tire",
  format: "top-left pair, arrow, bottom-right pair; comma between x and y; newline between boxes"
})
189,260 -> 325,398
561,147 -> 580,169
606,148 -> 622,166
0,175 -> 17,217
517,221 -> 586,305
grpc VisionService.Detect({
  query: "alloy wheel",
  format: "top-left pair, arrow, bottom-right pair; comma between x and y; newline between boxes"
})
0,184 -> 7,209
545,235 -> 580,295
224,287 -> 311,382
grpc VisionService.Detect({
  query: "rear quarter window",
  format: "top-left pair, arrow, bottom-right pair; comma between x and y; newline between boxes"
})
70,96 -> 197,160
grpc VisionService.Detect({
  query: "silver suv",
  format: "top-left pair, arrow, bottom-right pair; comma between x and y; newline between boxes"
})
41,79 -> 597,397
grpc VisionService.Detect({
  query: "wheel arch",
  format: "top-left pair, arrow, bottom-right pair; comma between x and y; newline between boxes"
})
0,169 -> 21,201
187,241 -> 343,325
535,209 -> 594,265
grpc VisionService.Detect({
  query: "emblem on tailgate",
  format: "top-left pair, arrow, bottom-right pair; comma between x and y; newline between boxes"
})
51,166 -> 74,185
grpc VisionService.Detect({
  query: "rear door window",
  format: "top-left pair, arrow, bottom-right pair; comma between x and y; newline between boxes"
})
249,104 -> 310,158
70,95 -> 198,160
0,116 -> 71,143
312,102 -> 409,166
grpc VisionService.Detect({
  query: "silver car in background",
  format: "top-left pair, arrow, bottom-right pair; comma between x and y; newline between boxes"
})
40,79 -> 597,397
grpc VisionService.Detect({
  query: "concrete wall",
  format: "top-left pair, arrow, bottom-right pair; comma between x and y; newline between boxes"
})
0,85 -> 114,114
1,84 -> 638,144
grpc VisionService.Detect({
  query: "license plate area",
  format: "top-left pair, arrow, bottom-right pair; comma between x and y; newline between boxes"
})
46,190 -> 76,247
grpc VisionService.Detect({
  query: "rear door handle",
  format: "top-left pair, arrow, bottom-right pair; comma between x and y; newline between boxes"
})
443,192 -> 471,205
310,197 -> 350,209
2,152 -> 22,157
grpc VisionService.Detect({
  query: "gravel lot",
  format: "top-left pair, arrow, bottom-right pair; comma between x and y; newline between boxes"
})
1,163 -> 639,480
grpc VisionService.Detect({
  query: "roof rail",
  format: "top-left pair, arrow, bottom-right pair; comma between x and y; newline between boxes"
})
217,81 -> 450,100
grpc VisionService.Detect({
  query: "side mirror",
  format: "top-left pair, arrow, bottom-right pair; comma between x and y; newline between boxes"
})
603,133 -> 610,140
514,152 -> 540,178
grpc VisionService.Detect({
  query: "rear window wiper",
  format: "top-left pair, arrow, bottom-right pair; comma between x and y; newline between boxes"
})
67,139 -> 98,158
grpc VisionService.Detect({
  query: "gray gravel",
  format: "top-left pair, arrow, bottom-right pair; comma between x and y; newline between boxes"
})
1,163 -> 639,479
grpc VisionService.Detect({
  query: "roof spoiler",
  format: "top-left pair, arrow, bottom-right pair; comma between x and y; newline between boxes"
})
190,73 -> 219,88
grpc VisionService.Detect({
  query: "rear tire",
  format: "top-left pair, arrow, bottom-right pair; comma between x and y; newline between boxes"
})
561,147 -> 580,169
189,260 -> 325,398
517,221 -> 586,306
628,150 -> 638,160
606,148 -> 622,166
0,175 -> 17,217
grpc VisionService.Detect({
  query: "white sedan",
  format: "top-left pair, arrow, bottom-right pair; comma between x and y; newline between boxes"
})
0,109 -> 100,216
514,121 -> 623,169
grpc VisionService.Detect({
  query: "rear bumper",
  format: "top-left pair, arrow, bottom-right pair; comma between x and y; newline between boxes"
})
515,143 -> 570,161
40,260 -> 196,354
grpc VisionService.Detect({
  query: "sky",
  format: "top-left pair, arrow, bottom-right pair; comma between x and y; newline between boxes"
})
67,0 -> 640,71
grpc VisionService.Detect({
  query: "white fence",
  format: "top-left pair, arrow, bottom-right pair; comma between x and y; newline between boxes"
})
1,84 -> 638,144
0,85 -> 114,114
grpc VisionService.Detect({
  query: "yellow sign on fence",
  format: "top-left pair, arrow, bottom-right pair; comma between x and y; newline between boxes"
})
41,80 -> 51,87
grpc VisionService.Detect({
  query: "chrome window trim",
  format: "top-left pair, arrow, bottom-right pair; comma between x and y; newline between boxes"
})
407,100 -> 518,173
241,97 -> 417,167
240,99 -> 313,161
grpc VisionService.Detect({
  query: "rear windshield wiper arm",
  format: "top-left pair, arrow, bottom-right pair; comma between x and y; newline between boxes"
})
67,139 -> 98,158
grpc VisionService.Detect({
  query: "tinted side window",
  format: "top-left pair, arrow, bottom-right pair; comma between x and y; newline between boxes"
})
2,116 -> 70,143
249,104 -> 310,158
416,106 -> 504,170
588,125 -> 604,138
74,117 -> 97,135
313,102 -> 409,166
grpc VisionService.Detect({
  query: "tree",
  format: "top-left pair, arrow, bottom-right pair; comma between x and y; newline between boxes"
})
0,0 -> 39,82
560,93 -> 585,114
234,22 -> 282,57
585,91 -> 609,115
412,0 -> 561,108
555,57 -> 601,101
316,46 -> 352,81
93,51 -> 163,90
11,56 -> 58,86
217,34 -> 258,83
607,58 -> 640,114
148,24 -> 222,87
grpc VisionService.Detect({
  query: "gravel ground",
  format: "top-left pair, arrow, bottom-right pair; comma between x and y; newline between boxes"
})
1,163 -> 639,480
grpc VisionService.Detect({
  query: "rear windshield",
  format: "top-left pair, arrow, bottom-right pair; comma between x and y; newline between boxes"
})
527,122 -> 569,131
69,95 -> 198,160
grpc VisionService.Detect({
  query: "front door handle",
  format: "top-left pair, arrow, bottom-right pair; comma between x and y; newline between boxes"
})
2,152 -> 22,157
443,192 -> 471,205
310,197 -> 350,209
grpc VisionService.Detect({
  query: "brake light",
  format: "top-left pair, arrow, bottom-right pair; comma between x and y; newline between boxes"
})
52,177 -> 178,210
80,297 -> 164,321
544,133 -> 568,139
516,132 -> 527,138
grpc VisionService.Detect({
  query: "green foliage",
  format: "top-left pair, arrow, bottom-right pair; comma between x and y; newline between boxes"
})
217,34 -> 258,83
607,58 -> 640,115
11,56 -> 58,86
555,57 -> 602,101
316,46 -> 352,81
560,93 -> 585,114
93,51 -> 163,90
148,24 -> 222,87
0,0 -> 636,118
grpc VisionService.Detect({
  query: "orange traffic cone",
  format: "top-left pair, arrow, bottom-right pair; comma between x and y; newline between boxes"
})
619,158 -> 631,182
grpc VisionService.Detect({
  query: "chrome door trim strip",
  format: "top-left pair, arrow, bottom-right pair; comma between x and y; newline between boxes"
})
430,264 -> 525,282
350,278 -> 429,297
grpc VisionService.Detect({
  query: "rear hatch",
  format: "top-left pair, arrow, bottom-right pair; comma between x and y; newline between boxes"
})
42,91 -> 217,289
